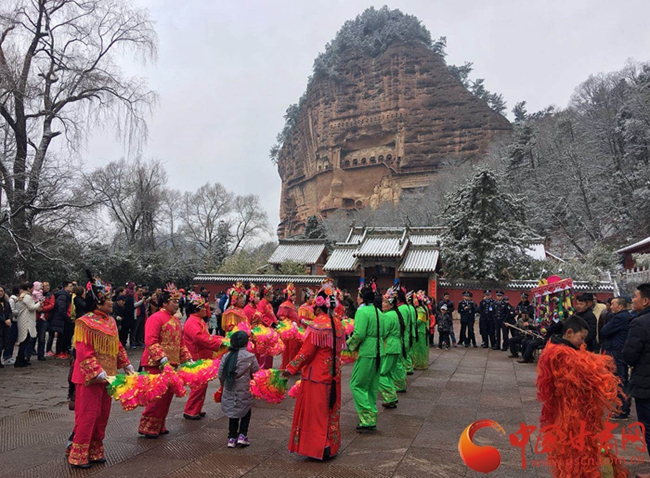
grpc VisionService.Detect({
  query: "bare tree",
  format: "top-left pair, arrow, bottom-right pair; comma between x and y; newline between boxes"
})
231,194 -> 270,253
88,158 -> 166,250
180,182 -> 232,253
0,0 -> 157,274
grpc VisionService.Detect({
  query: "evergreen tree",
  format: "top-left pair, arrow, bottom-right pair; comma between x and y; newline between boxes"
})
301,215 -> 327,239
441,168 -> 534,281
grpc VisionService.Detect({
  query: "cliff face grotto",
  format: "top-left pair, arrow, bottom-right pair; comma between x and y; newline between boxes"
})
276,41 -> 511,238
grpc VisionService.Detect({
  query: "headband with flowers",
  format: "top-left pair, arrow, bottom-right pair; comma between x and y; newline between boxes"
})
164,282 -> 181,301
187,291 -> 206,309
284,282 -> 296,297
383,286 -> 398,305
247,283 -> 259,300
262,284 -> 273,296
228,282 -> 246,301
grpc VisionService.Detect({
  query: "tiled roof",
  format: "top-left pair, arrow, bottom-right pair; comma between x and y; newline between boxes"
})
438,279 -> 614,292
193,274 -> 327,285
409,234 -> 441,246
355,237 -> 408,257
399,249 -> 439,272
323,248 -> 359,272
267,242 -> 326,265
617,236 -> 650,253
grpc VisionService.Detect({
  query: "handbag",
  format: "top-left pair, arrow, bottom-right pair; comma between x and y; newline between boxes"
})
213,386 -> 223,403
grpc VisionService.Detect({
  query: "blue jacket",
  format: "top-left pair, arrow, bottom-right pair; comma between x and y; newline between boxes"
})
601,310 -> 632,354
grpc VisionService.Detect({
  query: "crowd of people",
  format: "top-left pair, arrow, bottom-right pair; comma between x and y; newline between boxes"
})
3,275 -> 650,476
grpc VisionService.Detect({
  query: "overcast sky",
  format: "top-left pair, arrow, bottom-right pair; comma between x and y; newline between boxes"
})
81,0 -> 650,239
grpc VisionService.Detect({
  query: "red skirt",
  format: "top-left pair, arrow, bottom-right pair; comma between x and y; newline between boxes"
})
288,379 -> 341,459
281,339 -> 302,370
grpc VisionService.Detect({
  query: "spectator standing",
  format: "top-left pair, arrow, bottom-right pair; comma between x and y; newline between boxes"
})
438,292 -> 456,347
458,291 -> 477,348
2,285 -> 20,365
50,281 -> 74,358
14,282 -> 42,367
40,282 -> 55,358
575,294 -> 598,352
601,297 -> 633,420
622,283 -> 650,461
0,287 -> 13,368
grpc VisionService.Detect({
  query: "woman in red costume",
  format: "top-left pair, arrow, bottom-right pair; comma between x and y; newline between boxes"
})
69,282 -> 134,469
243,283 -> 260,325
182,292 -> 224,420
283,282 -> 344,460
138,283 -> 192,438
298,288 -> 316,326
222,282 -> 248,332
279,283 -> 301,369
257,284 -> 277,327
244,283 -> 274,369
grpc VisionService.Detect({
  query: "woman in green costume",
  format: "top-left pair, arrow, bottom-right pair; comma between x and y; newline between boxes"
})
410,291 -> 430,370
347,286 -> 386,430
378,286 -> 408,406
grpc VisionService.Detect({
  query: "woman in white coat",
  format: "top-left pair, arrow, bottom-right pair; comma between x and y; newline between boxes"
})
14,282 -> 42,367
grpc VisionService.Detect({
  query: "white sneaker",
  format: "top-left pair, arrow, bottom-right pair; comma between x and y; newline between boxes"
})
3,358 -> 15,365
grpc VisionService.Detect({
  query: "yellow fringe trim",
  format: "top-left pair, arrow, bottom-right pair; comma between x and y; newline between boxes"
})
73,321 -> 119,357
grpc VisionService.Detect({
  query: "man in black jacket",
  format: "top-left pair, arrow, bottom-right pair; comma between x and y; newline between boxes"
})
602,297 -> 633,419
517,317 -> 563,364
438,293 -> 456,347
458,291 -> 477,348
575,293 -> 598,352
492,291 -> 507,350
49,281 -> 73,358
478,291 -> 495,349
622,283 -> 650,460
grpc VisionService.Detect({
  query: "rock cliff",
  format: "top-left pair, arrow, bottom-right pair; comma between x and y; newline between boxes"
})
276,41 -> 511,238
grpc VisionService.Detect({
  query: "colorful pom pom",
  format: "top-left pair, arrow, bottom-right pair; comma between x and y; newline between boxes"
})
249,368 -> 288,404
176,359 -> 220,390
106,372 -> 169,411
341,318 -> 355,335
162,364 -> 187,398
288,380 -> 301,399
340,349 -> 358,364
251,325 -> 285,356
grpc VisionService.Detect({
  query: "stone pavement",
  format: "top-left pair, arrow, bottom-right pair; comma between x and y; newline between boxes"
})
0,343 -> 648,478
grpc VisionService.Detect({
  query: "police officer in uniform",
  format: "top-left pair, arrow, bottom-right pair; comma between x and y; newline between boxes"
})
501,296 -> 516,351
516,293 -> 535,321
458,291 -> 477,348
492,291 -> 508,350
478,291 -> 495,348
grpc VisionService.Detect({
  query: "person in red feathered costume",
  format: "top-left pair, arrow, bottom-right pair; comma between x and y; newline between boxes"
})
536,315 -> 628,478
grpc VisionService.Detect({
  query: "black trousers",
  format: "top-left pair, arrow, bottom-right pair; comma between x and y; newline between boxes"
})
438,331 -> 450,347
501,323 -> 512,350
493,319 -> 503,348
611,352 -> 630,417
228,410 -> 251,439
522,338 -> 544,362
508,334 -> 529,356
481,317 -> 495,347
459,320 -> 476,346
16,336 -> 31,365
634,398 -> 650,458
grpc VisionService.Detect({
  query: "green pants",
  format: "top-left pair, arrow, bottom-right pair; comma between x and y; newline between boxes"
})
405,347 -> 414,374
350,357 -> 381,426
394,355 -> 408,392
379,354 -> 401,403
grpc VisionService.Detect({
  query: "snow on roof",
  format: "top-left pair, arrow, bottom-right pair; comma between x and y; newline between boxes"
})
267,242 -> 326,265
323,248 -> 359,272
399,249 -> 440,272
193,274 -> 327,285
616,236 -> 650,254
